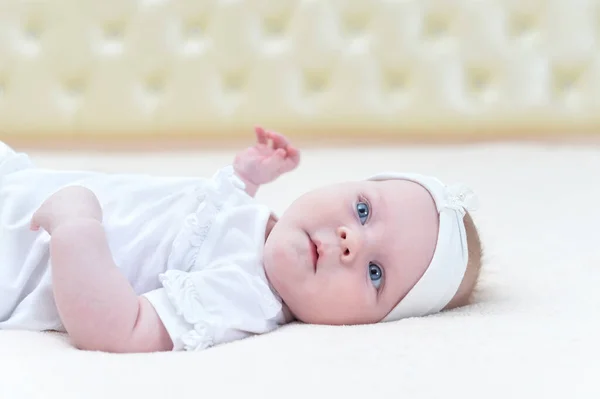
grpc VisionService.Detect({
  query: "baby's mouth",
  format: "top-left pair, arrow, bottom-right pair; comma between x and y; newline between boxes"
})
308,234 -> 319,272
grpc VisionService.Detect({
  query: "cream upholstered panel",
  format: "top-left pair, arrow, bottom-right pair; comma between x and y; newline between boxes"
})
0,0 -> 600,142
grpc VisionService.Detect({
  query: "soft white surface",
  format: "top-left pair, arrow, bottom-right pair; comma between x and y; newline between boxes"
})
1,142 -> 599,398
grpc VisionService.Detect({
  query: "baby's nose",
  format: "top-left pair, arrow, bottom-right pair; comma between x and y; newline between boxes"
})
337,226 -> 362,264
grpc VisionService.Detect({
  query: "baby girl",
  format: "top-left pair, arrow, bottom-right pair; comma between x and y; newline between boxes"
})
0,127 -> 482,353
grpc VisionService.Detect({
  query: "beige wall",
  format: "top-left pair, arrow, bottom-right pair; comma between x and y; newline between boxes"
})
1,0 -> 599,147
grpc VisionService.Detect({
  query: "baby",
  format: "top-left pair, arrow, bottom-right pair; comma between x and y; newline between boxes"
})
0,126 -> 482,353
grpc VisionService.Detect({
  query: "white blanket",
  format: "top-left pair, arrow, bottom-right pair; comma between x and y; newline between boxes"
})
1,142 -> 598,398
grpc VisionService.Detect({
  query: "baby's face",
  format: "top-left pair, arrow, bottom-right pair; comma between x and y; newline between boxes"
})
263,178 -> 440,325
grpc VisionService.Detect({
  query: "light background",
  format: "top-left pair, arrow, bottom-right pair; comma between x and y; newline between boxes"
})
0,2 -> 598,398
1,0 -> 600,147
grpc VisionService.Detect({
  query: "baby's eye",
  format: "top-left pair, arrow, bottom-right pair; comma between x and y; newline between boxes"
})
356,201 -> 369,225
368,262 -> 383,289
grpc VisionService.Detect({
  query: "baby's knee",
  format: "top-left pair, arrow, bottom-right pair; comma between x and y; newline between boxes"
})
62,186 -> 100,207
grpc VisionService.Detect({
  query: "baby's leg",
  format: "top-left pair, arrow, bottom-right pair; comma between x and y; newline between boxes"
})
50,219 -> 173,352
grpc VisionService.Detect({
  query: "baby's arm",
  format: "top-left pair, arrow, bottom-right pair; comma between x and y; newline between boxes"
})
233,126 -> 300,197
32,187 -> 173,353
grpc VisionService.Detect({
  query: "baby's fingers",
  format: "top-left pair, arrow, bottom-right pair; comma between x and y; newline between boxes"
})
280,157 -> 300,174
265,130 -> 291,150
254,126 -> 268,145
286,145 -> 300,164
273,148 -> 286,158
260,148 -> 285,169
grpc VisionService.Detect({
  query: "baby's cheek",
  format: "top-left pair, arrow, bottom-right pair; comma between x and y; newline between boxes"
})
318,272 -> 359,303
264,240 -> 297,286
269,239 -> 294,268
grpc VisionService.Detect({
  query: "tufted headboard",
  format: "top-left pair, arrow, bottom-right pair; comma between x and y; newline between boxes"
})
0,0 -> 599,146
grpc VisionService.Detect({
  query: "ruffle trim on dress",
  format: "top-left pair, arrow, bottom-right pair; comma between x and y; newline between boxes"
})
159,270 -> 216,351
165,166 -> 246,274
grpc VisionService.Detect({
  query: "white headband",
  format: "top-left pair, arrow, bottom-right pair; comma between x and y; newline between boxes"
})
367,172 -> 478,322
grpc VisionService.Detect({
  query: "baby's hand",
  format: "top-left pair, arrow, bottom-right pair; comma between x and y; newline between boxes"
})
233,126 -> 300,186
30,186 -> 103,235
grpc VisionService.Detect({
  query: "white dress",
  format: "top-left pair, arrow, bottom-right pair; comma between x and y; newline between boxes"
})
0,142 -> 286,351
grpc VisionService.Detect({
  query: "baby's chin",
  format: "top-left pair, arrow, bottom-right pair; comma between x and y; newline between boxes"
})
262,245 -> 306,314
262,236 -> 291,295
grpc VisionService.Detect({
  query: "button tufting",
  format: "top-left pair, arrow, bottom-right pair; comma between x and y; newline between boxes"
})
0,0 -> 598,137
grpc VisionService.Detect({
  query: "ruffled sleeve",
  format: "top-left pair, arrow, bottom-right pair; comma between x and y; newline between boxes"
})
164,165 -> 248,276
0,142 -> 35,176
142,265 -> 284,351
